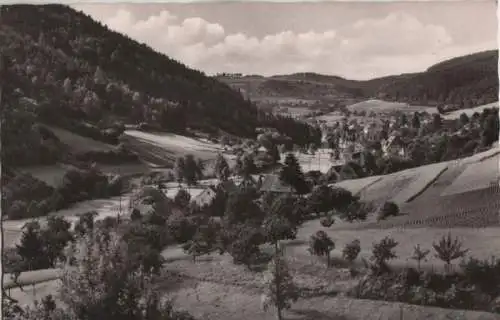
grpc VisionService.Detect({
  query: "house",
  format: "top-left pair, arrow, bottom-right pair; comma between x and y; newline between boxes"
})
191,180 -> 238,208
259,174 -> 295,194
382,134 -> 407,158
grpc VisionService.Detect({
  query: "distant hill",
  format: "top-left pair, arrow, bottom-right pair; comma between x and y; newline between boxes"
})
217,50 -> 498,110
1,4 -> 319,167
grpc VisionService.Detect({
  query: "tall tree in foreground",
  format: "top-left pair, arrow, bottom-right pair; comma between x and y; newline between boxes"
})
263,249 -> 299,320
57,230 -> 195,320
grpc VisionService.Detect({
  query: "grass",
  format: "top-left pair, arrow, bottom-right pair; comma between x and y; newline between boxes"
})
332,176 -> 384,196
47,126 -> 114,153
123,130 -> 226,161
4,268 -> 62,289
20,164 -> 74,188
441,155 -> 499,196
392,162 -> 448,204
346,99 -> 438,114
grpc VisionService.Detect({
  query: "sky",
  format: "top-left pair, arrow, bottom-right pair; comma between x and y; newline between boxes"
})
72,1 -> 498,80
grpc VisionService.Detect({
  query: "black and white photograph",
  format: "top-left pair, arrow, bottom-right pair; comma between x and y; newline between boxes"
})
1,1 -> 499,319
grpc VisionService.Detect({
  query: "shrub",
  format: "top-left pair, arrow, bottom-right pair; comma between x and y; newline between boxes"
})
343,239 -> 361,264
460,256 -> 500,297
370,236 -> 398,274
320,216 -> 335,227
377,201 -> 399,221
308,230 -> 335,267
167,212 -> 198,243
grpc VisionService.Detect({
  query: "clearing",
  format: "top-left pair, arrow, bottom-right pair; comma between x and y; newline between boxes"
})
46,125 -> 115,153
346,99 -> 437,114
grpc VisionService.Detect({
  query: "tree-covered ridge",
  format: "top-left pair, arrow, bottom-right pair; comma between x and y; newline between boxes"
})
1,4 -> 259,136
219,50 -> 498,111
1,4 -> 321,167
377,50 -> 498,109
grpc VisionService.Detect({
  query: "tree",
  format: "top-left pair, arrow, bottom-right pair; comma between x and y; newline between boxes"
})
223,223 -> 264,268
183,154 -> 199,186
174,188 -> 191,209
342,239 -> 361,265
174,157 -> 185,187
214,153 -> 230,181
433,233 -> 469,272
308,230 -> 335,267
57,230 -> 194,320
432,113 -> 442,131
263,214 -> 297,253
41,216 -> 74,267
74,211 -> 99,238
130,208 -> 142,221
459,113 -> 469,127
411,112 -> 421,129
370,236 -> 398,274
279,153 -> 308,194
182,229 -> 213,262
410,244 -> 430,271
224,187 -> 264,225
262,250 -> 299,320
16,221 -> 49,271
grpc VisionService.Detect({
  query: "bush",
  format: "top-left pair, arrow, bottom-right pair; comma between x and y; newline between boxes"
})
342,239 -> 361,264
377,201 -> 399,221
320,216 -> 335,227
166,212 -> 199,243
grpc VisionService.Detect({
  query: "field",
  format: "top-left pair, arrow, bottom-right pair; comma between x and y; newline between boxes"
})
331,176 -> 383,196
47,126 -> 115,153
442,101 -> 499,120
122,130 -> 235,167
20,164 -> 74,187
346,99 -> 437,114
441,154 -> 499,196
7,225 -> 500,319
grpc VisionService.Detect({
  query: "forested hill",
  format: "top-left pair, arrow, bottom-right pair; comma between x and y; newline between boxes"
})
376,50 -> 498,108
1,4 -> 320,167
218,50 -> 498,110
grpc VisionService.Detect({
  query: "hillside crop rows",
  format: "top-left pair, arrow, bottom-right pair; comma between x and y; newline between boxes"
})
442,155 -> 499,196
338,185 -> 500,230
357,173 -> 415,206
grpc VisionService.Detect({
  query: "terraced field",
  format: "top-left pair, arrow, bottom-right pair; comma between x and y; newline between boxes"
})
441,154 -> 499,196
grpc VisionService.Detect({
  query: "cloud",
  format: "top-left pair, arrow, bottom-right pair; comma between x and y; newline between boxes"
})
96,8 -> 494,80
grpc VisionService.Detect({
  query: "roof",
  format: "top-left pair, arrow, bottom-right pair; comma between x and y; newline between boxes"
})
259,174 -> 295,193
192,187 -> 217,207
